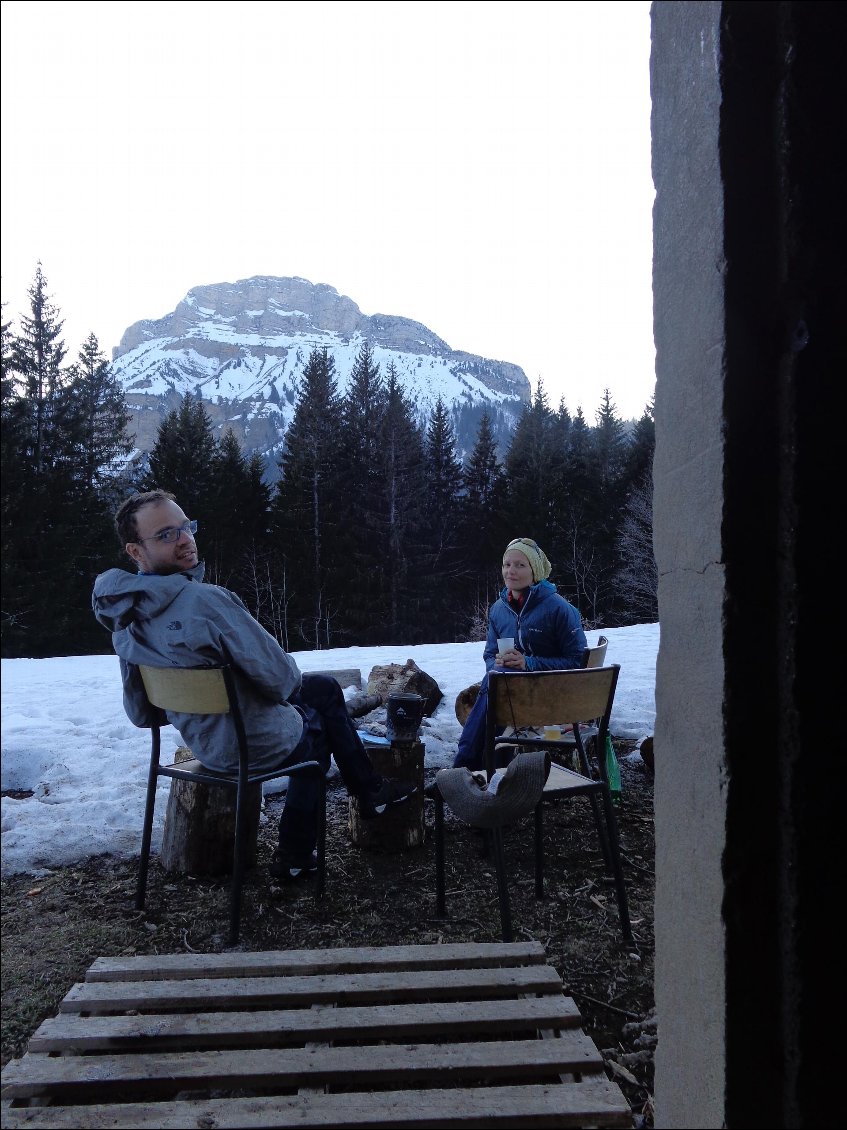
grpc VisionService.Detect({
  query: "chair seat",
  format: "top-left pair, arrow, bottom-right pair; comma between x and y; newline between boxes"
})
500,722 -> 600,746
542,762 -> 598,794
161,757 -> 322,787
164,757 -> 225,776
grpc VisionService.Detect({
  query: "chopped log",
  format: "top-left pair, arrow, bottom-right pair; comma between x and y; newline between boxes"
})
160,747 -> 262,875
455,682 -> 482,726
345,692 -> 383,719
366,660 -> 443,715
349,740 -> 425,852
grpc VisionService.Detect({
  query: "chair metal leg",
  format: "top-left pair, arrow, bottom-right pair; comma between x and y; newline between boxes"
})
598,786 -> 634,943
316,775 -> 327,898
136,738 -> 161,910
534,801 -> 544,898
585,790 -> 613,871
435,791 -> 446,916
229,780 -> 248,944
489,826 -> 513,942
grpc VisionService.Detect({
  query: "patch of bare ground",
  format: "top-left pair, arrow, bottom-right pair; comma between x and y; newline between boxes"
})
1,741 -> 655,1127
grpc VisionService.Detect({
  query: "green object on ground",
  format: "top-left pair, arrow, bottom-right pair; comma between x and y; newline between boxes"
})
605,734 -> 622,800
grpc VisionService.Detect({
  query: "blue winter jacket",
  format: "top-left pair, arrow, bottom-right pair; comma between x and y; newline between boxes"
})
483,580 -> 587,672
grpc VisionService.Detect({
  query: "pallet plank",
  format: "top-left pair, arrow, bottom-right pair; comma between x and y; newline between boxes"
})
62,965 -> 564,1014
28,996 -> 583,1053
2,1033 -> 604,1098
0,1080 -> 633,1129
84,941 -> 547,982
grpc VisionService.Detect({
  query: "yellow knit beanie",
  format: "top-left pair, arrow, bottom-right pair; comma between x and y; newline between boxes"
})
504,538 -> 552,583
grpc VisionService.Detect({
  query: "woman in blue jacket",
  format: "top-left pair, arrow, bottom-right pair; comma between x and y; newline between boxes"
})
453,537 -> 587,771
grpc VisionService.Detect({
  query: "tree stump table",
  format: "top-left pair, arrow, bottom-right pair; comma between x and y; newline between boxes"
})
160,747 -> 262,875
349,739 -> 425,851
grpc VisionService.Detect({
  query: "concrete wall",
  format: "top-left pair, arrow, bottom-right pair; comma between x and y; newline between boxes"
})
651,5 -> 727,1122
651,2 -> 841,1125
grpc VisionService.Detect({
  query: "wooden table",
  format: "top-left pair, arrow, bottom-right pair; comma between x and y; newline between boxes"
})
1,941 -> 633,1128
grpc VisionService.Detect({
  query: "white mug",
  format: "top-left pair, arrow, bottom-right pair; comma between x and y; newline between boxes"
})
498,637 -> 515,653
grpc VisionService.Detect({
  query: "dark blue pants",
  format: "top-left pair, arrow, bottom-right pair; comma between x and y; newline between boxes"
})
453,673 -> 517,773
277,674 -> 380,856
453,674 -> 489,770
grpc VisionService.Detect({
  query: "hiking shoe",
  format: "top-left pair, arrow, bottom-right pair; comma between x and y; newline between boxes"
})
269,848 -> 318,883
359,777 -> 418,819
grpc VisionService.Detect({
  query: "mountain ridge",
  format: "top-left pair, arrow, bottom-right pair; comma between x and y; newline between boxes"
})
111,275 -> 530,472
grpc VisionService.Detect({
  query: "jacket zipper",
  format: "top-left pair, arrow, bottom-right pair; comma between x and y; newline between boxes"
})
504,587 -> 537,655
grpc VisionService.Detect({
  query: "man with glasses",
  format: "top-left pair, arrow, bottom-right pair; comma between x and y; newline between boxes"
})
92,489 -> 417,882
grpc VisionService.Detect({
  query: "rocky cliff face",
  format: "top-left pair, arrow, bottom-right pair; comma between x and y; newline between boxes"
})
111,276 -> 529,470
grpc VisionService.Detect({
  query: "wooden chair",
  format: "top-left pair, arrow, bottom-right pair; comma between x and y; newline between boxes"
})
556,633 -> 611,759
494,635 -> 611,767
136,664 -> 327,944
435,666 -> 632,943
582,633 -> 609,669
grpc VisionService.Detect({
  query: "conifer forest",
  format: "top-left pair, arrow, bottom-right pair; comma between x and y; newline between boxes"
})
1,266 -> 657,660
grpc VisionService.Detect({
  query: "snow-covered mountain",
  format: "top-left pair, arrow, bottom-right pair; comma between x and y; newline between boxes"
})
111,275 -> 530,472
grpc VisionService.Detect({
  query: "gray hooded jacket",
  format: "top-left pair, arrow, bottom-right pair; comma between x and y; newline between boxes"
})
92,563 -> 303,774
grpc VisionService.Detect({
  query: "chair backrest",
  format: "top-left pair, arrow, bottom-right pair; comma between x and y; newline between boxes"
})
487,665 -> 620,731
581,634 -> 609,669
138,664 -> 232,716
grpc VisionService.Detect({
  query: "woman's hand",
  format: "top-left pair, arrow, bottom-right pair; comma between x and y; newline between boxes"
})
494,647 -> 526,671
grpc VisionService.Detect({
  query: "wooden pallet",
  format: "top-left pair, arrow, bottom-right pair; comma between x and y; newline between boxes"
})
1,941 -> 633,1128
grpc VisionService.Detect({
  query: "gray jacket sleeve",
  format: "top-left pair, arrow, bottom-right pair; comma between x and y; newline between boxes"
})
213,589 -> 303,703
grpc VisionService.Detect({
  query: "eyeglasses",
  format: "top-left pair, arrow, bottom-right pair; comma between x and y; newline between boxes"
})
137,519 -> 198,544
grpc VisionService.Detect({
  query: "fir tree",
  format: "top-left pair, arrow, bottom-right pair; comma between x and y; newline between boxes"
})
1,304 -> 23,514
460,409 -> 507,620
337,342 -> 389,643
2,268 -> 131,656
592,388 -> 629,493
145,395 -> 220,520
66,333 -> 133,491
615,467 -> 658,624
379,363 -> 426,641
586,389 -> 631,620
550,404 -> 594,610
205,429 -> 271,590
613,395 -> 656,624
501,380 -> 559,545
3,266 -> 78,653
421,395 -> 465,639
10,263 -> 68,477
624,395 -> 656,489
274,347 -> 345,648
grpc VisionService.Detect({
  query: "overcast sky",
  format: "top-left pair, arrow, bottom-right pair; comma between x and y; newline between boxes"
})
1,0 -> 655,420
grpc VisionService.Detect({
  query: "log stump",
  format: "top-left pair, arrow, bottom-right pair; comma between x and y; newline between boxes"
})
349,739 -> 425,852
455,682 -> 482,726
160,747 -> 262,875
